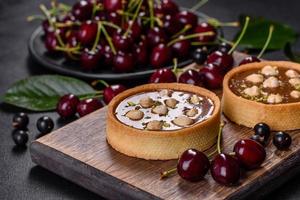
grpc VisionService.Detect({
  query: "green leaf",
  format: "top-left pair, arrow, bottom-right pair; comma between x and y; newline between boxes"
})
235,15 -> 298,50
3,75 -> 96,111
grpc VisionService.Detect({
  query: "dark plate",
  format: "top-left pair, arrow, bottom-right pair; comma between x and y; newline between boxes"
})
28,26 -> 193,81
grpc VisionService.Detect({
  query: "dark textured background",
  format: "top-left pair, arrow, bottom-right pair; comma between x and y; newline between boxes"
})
1,0 -> 300,199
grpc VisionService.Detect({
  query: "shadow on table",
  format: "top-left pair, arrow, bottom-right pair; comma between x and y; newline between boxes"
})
29,166 -> 103,200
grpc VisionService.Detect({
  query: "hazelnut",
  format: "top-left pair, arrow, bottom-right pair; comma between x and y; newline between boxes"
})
165,98 -> 178,109
261,65 -> 279,76
290,90 -> 300,99
185,108 -> 198,117
190,94 -> 202,104
263,77 -> 279,88
245,73 -> 264,84
139,96 -> 155,108
152,105 -> 168,116
267,94 -> 283,104
285,69 -> 299,78
289,78 -> 300,88
159,89 -> 173,97
146,120 -> 163,131
172,116 -> 194,127
243,86 -> 260,97
125,110 -> 144,121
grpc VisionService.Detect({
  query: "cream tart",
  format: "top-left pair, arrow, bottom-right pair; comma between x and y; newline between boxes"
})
223,61 -> 300,131
106,83 -> 221,160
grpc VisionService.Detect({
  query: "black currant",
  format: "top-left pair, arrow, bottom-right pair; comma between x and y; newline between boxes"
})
273,132 -> 292,150
254,123 -> 270,142
37,116 -> 54,134
218,42 -> 232,53
12,129 -> 29,146
250,134 -> 265,146
192,48 -> 207,65
12,113 -> 29,129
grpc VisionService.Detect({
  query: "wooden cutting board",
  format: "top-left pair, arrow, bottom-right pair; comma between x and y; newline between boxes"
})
30,53 -> 300,200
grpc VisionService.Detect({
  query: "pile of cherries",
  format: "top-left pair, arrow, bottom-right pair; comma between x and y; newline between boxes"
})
36,0 -> 221,72
163,122 -> 292,185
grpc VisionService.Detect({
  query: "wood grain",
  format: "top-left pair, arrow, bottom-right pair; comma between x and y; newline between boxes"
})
30,53 -> 300,200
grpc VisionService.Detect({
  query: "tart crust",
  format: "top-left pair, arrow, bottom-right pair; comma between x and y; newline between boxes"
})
223,61 -> 300,131
106,83 -> 221,160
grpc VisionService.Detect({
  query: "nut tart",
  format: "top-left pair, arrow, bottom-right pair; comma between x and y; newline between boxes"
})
106,83 -> 221,160
223,61 -> 300,131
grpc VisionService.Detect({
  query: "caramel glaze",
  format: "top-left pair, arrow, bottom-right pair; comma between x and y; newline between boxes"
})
229,68 -> 300,104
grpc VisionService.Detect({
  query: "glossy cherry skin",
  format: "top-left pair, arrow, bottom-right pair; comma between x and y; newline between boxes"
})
210,154 -> 240,185
177,149 -> 210,182
123,20 -> 142,40
113,51 -> 134,72
112,31 -> 133,52
178,69 -> 203,86
45,32 -> 58,53
150,43 -> 172,68
163,15 -> 183,36
149,68 -> 177,83
199,67 -> 223,89
234,139 -> 266,170
72,0 -> 93,21
171,37 -> 190,58
103,84 -> 127,104
176,11 -> 198,29
77,98 -> 103,117
103,0 -> 123,12
160,0 -> 179,15
134,42 -> 148,65
146,27 -> 168,48
194,22 -> 217,43
239,56 -> 261,65
56,94 -> 80,118
77,21 -> 98,45
205,50 -> 234,74
80,49 -> 102,71
107,12 -> 122,26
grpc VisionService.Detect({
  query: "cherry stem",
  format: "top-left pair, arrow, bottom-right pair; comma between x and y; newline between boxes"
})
102,21 -> 121,30
190,0 -> 209,12
257,25 -> 274,59
124,0 -> 143,37
229,152 -> 236,156
191,41 -> 217,46
148,0 -> 155,28
27,15 -> 45,21
167,31 -> 214,46
160,168 -> 177,179
228,16 -> 250,55
91,22 -> 102,52
91,80 -> 110,88
217,121 -> 225,154
55,46 -> 81,52
172,58 -> 179,74
100,24 -> 117,55
171,24 -> 192,39
217,37 -> 234,46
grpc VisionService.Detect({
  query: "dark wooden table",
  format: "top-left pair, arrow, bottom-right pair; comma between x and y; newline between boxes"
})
1,0 -> 300,199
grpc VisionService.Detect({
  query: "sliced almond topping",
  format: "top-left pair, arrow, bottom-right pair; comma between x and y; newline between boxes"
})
263,77 -> 279,88
243,86 -> 260,97
261,65 -> 279,76
290,90 -> 300,99
185,108 -> 198,117
125,110 -> 144,121
152,105 -> 168,116
139,96 -> 155,108
245,73 -> 264,84
146,120 -> 163,131
190,94 -> 202,104
172,116 -> 194,127
165,98 -> 178,109
267,94 -> 283,104
289,78 -> 300,87
285,69 -> 299,78
159,89 -> 172,97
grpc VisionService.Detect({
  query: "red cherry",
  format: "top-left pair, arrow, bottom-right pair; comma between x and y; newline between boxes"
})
160,0 -> 179,15
134,42 -> 148,65
176,11 -> 198,29
113,51 -> 134,72
80,49 -> 102,71
171,37 -> 190,58
45,32 -> 58,53
178,69 -> 203,86
150,43 -> 172,68
177,149 -> 210,182
239,56 -> 261,66
149,68 -> 177,83
163,15 -> 183,36
146,27 -> 168,48
234,139 -> 266,170
56,94 -> 80,118
99,45 -> 114,67
77,21 -> 98,45
199,67 -> 223,89
72,0 -> 93,21
77,98 -> 103,117
205,50 -> 234,74
112,31 -> 133,52
210,154 -> 241,185
194,22 -> 217,43
107,12 -> 122,27
103,0 -> 123,12
123,20 -> 142,41
103,84 -> 127,104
